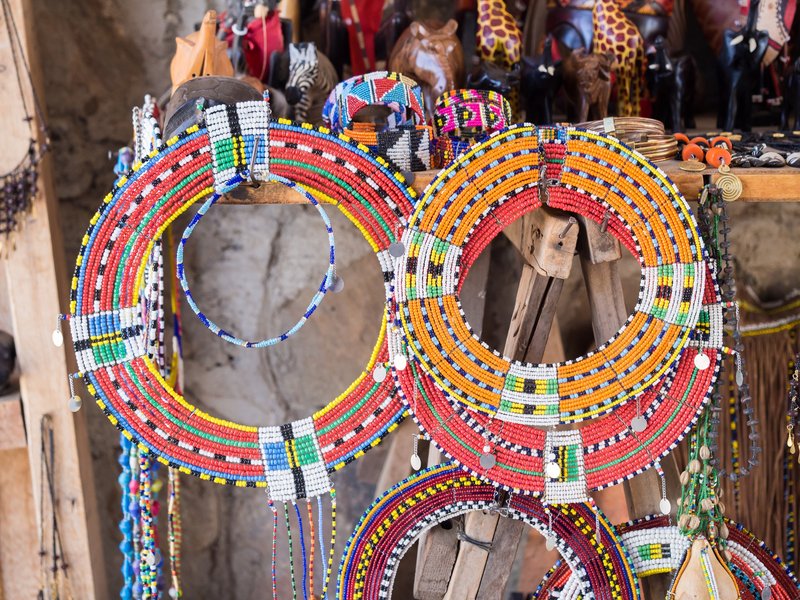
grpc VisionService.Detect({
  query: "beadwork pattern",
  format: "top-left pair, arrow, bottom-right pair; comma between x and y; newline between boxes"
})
534,515 -> 800,600
392,124 -> 723,496
433,89 -> 512,138
68,102 -> 419,495
337,462 -> 639,600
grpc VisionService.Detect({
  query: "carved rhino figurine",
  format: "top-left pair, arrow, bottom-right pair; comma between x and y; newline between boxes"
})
388,19 -> 465,119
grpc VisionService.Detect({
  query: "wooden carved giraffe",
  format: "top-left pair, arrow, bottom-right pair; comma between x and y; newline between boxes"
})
591,0 -> 645,117
477,0 -> 523,115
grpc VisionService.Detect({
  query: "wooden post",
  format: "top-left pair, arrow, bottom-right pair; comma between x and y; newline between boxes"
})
0,0 -> 107,596
577,216 -> 681,599
437,207 -> 579,600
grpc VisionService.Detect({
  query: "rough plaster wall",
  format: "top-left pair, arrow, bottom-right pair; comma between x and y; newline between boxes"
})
31,0 -> 800,597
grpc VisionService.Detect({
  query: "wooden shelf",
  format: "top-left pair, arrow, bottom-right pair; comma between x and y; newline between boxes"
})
220,159 -> 800,205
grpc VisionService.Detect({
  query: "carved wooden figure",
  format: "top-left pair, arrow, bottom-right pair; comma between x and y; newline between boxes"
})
521,35 -> 562,124
562,48 -> 614,121
170,10 -> 234,93
591,0 -> 645,116
646,36 -> 696,131
477,0 -> 523,113
388,20 -> 465,118
468,60 -> 520,96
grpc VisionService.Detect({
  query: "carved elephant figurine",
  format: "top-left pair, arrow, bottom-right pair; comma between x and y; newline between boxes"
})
717,0 -> 769,130
388,19 -> 465,118
562,49 -> 614,122
646,36 -> 696,131
521,35 -> 562,125
467,60 -> 520,97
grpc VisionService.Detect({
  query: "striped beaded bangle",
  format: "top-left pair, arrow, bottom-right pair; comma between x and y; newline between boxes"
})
176,172 -> 337,348
433,89 -> 512,138
67,100 -> 418,499
392,123 -> 724,499
338,462 -> 639,600
535,515 -> 800,600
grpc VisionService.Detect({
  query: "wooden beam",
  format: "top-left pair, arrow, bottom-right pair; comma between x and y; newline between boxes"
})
578,224 -> 681,600
219,161 -> 796,205
0,0 -> 107,596
0,389 -> 25,451
438,208 -> 578,600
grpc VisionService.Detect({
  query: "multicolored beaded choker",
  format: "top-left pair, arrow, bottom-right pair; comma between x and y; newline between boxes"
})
65,100 -> 420,500
339,462 -> 639,600
391,124 -> 725,499
321,71 -> 432,172
431,89 -> 512,168
535,515 -> 800,599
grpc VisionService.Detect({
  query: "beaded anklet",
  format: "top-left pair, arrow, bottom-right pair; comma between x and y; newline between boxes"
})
535,515 -> 800,600
338,462 -> 639,600
392,124 -> 724,498
176,172 -> 337,348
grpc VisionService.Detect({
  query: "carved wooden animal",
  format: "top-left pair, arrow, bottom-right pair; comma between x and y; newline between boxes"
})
717,0 -> 770,130
521,35 -> 562,124
388,20 -> 465,118
468,60 -> 520,96
646,36 -> 696,131
562,49 -> 613,122
170,10 -> 234,93
591,0 -> 645,116
477,0 -> 523,113
283,42 -> 338,125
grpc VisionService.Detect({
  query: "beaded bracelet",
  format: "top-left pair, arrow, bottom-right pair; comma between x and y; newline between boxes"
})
66,101 -> 419,498
322,72 -> 433,172
321,71 -> 425,132
534,515 -> 800,600
338,462 -> 639,600
433,89 -> 512,138
176,172 -> 337,348
392,124 -> 724,499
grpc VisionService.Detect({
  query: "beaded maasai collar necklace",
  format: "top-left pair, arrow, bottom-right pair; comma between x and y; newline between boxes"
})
535,515 -> 800,600
64,100 -> 419,502
339,462 -> 640,600
391,124 -> 726,501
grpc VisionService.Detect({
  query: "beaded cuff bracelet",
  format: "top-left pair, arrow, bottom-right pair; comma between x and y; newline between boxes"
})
338,462 -> 639,600
535,515 -> 800,600
67,100 -> 419,498
391,124 -> 724,499
322,72 -> 433,172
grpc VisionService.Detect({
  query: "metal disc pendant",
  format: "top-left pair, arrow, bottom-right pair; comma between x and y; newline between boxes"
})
410,454 -> 422,471
373,365 -> 387,383
631,415 -> 647,433
394,354 -> 408,371
545,536 -> 556,551
735,370 -> 744,387
52,329 -> 63,347
545,462 -> 561,479
659,498 -> 672,515
329,274 -> 344,293
480,452 -> 496,470
388,242 -> 405,258
68,395 -> 82,413
694,352 -> 711,370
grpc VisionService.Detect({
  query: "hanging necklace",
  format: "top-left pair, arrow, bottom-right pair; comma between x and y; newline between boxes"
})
0,0 -> 49,241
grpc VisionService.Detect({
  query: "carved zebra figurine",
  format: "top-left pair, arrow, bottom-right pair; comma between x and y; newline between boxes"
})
285,42 -> 338,125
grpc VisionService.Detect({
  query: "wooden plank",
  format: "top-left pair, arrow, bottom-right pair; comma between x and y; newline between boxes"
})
579,234 -> 681,600
0,447 -> 38,600
0,390 -> 25,450
439,209 -> 578,600
0,0 -> 106,596
220,161 -> 800,205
